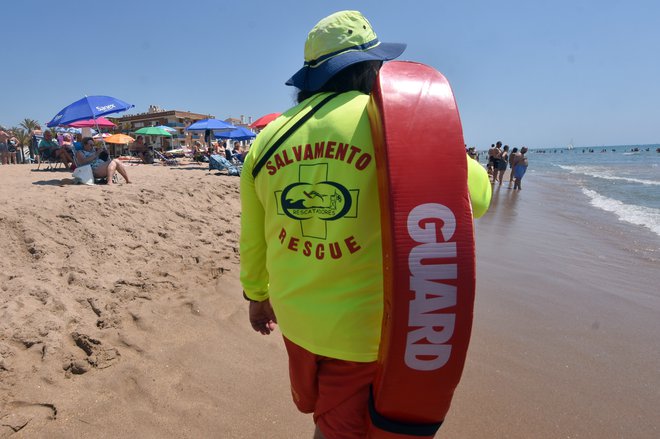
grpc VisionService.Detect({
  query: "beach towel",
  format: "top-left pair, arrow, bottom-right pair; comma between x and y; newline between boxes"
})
209,154 -> 241,176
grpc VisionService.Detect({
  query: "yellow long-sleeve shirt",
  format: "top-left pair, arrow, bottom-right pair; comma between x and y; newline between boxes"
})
240,91 -> 490,362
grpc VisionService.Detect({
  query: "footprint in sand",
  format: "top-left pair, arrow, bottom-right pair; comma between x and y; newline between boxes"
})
0,401 -> 56,435
69,332 -> 120,372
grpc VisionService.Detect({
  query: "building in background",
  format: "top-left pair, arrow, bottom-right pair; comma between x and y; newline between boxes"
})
111,106 -> 255,150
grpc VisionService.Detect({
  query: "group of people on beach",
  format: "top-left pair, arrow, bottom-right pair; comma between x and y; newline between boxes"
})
188,140 -> 247,163
33,129 -> 131,184
465,141 -> 529,190
2,121 -> 249,183
485,141 -> 528,190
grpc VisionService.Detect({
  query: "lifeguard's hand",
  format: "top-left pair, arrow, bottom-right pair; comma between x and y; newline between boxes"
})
249,299 -> 277,335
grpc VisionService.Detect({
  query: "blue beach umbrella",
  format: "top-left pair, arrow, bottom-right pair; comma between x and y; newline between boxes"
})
214,126 -> 257,141
185,118 -> 236,131
186,118 -> 237,149
46,95 -> 134,127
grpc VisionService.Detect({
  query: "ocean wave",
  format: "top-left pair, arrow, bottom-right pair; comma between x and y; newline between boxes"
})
558,165 -> 660,186
582,188 -> 660,237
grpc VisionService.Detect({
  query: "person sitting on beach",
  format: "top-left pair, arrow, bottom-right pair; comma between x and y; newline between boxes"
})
60,134 -> 74,152
76,137 -> 131,185
191,140 -> 208,162
38,130 -> 73,169
129,135 -> 153,164
233,144 -> 245,163
73,133 -> 83,150
224,142 -> 233,161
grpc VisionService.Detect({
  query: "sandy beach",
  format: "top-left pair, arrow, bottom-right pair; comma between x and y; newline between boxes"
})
1,163 -> 659,438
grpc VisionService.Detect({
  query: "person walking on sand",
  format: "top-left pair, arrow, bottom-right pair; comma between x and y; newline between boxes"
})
513,146 -> 528,190
239,10 -> 491,439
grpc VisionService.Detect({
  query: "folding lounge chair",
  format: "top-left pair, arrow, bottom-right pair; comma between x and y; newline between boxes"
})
209,154 -> 241,176
37,147 -> 65,171
153,150 -> 179,166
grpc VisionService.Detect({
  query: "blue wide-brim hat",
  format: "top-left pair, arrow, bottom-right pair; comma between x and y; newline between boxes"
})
286,10 -> 406,92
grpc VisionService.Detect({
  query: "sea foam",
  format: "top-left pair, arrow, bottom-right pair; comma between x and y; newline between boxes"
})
582,188 -> 660,237
559,165 -> 660,186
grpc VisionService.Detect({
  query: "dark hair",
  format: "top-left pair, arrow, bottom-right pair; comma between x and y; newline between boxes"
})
82,137 -> 94,145
296,60 -> 382,103
511,147 -> 518,153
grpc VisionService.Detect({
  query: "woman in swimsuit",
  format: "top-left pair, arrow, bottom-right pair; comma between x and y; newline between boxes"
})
76,137 -> 131,184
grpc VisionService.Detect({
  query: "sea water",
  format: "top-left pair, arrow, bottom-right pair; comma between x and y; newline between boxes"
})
478,145 -> 660,241
527,146 -> 660,239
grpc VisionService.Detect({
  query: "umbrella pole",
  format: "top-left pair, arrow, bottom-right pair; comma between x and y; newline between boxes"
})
84,95 -> 107,152
94,120 -> 108,151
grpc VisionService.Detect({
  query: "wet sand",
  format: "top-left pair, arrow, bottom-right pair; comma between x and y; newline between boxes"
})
1,164 -> 658,438
444,173 -> 660,438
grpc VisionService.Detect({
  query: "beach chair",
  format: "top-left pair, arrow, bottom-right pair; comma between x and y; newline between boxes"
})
209,154 -> 241,176
37,146 -> 65,171
153,150 -> 179,166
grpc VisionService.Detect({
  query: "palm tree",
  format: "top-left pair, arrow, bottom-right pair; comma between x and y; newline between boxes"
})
19,118 -> 40,133
18,118 -> 41,161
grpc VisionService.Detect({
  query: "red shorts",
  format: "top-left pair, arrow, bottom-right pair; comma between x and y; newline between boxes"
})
283,337 -> 377,439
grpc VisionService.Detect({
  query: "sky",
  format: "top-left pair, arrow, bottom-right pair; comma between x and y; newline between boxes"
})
1,0 -> 659,149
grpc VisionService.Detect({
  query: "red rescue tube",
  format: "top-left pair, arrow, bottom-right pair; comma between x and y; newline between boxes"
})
366,61 -> 476,438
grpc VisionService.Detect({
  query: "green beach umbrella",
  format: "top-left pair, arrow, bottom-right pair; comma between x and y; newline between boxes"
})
135,126 -> 173,137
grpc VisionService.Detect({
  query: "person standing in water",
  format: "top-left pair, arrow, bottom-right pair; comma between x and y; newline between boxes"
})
513,146 -> 528,190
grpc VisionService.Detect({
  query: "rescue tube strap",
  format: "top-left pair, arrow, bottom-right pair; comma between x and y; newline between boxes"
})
251,92 -> 340,178
368,387 -> 443,437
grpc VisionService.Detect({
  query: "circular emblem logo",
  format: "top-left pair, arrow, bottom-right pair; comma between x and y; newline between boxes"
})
281,181 -> 352,221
